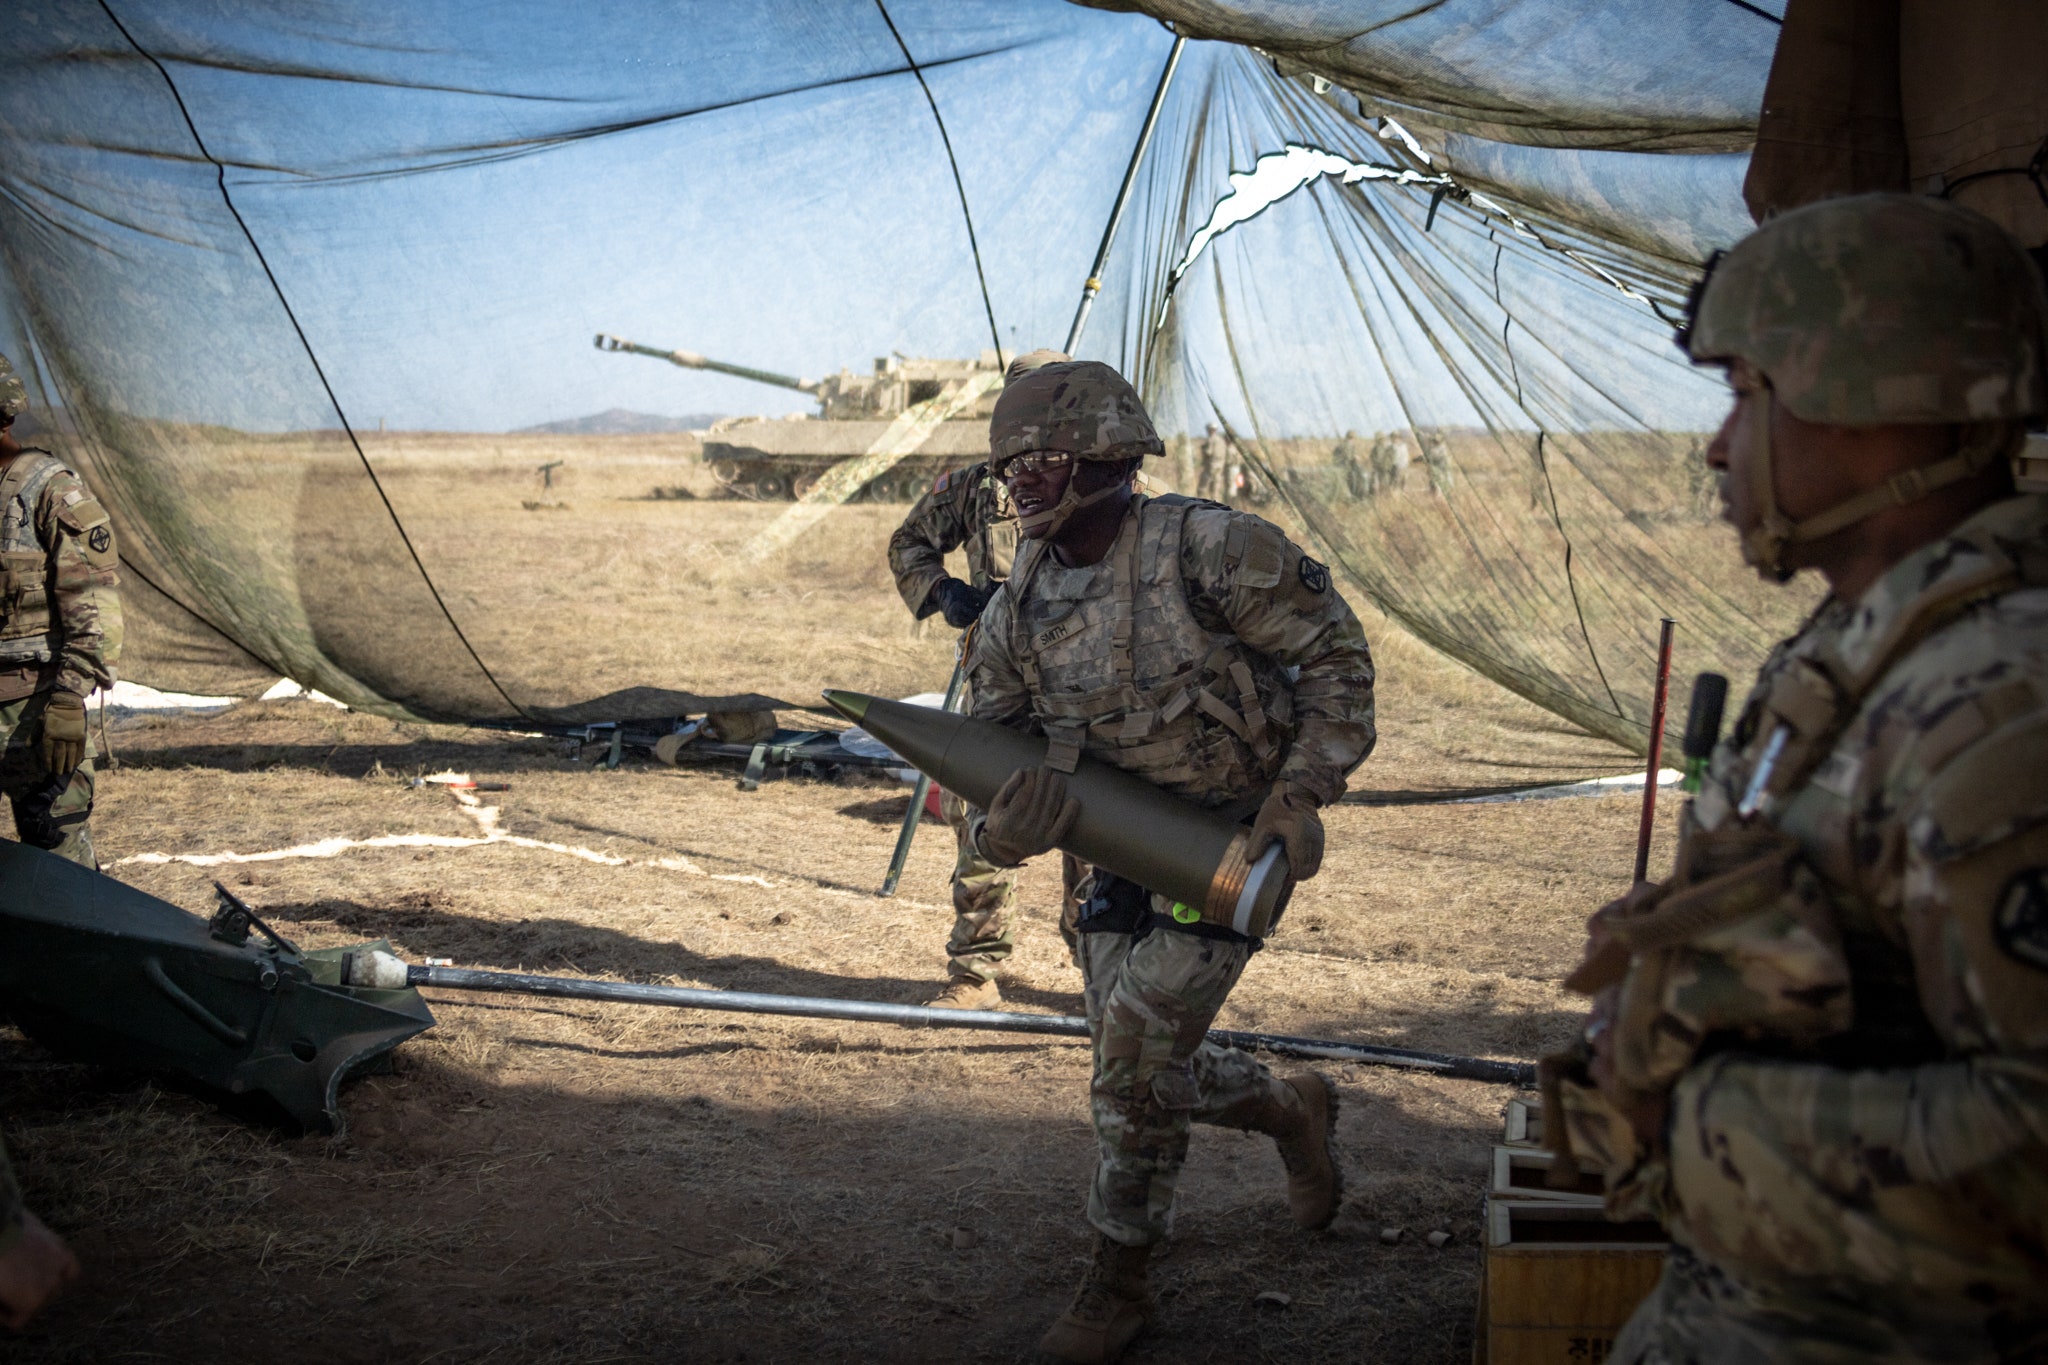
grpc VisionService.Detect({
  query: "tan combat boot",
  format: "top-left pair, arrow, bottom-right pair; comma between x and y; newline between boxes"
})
1218,1072 -> 1344,1229
1034,1234 -> 1152,1364
927,977 -> 1001,1010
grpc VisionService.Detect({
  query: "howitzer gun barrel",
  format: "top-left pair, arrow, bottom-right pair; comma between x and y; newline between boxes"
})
593,332 -> 817,393
359,957 -> 1532,1085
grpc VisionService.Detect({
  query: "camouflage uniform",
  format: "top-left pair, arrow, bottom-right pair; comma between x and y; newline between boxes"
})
1609,493 -> 2048,1363
1548,198 -> 2048,1362
0,361 -> 119,868
887,462 -> 1017,623
971,489 -> 1376,1245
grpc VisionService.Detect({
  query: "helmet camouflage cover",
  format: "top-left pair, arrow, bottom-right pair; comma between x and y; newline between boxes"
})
988,360 -> 1164,468
1003,347 -> 1069,385
1686,193 -> 2048,425
0,353 -> 24,422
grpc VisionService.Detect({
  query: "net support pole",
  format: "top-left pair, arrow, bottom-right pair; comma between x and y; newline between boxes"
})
407,964 -> 1534,1086
1062,34 -> 1186,356
1633,617 -> 1677,883
878,651 -> 968,897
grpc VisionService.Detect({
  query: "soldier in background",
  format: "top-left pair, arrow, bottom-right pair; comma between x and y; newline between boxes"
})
1195,422 -> 1225,500
886,347 -> 1078,1010
0,1128 -> 80,1329
1419,429 -> 1453,497
1551,195 -> 2048,1361
1370,430 -> 1409,494
1330,430 -> 1370,499
967,360 -> 1375,1363
0,355 -> 120,868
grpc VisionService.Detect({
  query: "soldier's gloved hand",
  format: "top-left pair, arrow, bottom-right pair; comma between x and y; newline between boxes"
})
932,577 -> 995,630
976,766 -> 1080,867
1249,780 -> 1325,881
38,692 -> 87,779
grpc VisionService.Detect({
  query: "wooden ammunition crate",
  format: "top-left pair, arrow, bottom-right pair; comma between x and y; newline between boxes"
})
1490,1144 -> 1607,1204
1503,1096 -> 1543,1149
1475,1197 -> 1666,1365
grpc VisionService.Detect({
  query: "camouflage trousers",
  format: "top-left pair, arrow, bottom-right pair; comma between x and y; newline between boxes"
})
940,787 -> 1017,984
939,788 -> 1085,983
0,691 -> 97,868
1078,925 -> 1278,1246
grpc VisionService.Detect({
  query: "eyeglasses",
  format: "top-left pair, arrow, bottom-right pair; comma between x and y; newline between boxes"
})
996,450 -> 1074,480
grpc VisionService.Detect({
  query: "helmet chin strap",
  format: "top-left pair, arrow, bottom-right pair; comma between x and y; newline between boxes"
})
1739,378 -> 2012,583
1015,471 -> 1126,537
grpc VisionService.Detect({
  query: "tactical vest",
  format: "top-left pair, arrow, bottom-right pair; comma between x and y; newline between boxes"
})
1003,494 -> 1292,806
1693,506 -> 2048,1063
0,452 -> 68,669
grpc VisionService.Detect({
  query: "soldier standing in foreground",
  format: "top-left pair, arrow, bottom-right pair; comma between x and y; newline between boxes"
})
1552,195 -> 2048,1361
965,361 -> 1375,1364
886,348 -> 1074,1009
0,356 -> 120,868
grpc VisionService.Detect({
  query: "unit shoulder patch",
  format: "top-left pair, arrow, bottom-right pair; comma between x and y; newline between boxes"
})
1994,867 -> 2048,971
1297,556 -> 1330,595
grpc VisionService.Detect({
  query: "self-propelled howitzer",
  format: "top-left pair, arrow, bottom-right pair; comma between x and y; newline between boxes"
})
593,331 -> 1003,501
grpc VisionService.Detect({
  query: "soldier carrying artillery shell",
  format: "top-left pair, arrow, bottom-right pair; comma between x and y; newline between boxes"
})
962,359 -> 1377,1364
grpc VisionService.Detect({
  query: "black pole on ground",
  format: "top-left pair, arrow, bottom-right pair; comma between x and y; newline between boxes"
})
877,654 -> 967,897
408,964 -> 1536,1087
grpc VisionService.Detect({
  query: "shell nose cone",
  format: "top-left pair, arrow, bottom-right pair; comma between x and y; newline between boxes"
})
821,689 -> 872,723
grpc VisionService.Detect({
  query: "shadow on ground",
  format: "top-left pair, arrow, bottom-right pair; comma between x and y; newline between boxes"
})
0,1010 -> 1500,1365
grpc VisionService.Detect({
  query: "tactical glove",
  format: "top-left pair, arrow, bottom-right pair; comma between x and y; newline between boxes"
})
1248,780 -> 1325,881
976,765 -> 1080,867
38,692 -> 87,779
932,577 -> 996,630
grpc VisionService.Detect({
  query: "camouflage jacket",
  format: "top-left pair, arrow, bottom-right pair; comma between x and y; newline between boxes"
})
968,494 -> 1375,809
0,449 -> 120,701
1657,493 -> 2048,1354
886,462 -> 1017,618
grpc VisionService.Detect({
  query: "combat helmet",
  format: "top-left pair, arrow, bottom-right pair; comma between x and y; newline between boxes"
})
1681,192 -> 2048,578
988,360 -> 1163,534
0,353 -> 26,423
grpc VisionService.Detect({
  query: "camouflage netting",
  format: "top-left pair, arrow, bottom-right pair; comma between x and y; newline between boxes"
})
0,0 -> 1804,747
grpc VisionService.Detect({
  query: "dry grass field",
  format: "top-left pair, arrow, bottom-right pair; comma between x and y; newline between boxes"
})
0,436 -> 1690,1363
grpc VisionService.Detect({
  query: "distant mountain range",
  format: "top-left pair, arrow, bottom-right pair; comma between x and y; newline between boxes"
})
515,408 -> 725,435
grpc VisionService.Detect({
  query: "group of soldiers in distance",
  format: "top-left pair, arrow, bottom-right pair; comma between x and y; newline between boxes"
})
1176,422 -> 1456,507
3,189 -> 2048,1364
1329,426 -> 1453,500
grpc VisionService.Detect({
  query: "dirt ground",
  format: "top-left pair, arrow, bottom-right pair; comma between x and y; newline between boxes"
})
0,591 -> 1683,1363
